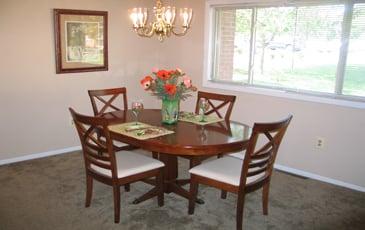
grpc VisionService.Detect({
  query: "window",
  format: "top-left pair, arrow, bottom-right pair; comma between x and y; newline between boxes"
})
208,0 -> 365,101
343,3 -> 365,97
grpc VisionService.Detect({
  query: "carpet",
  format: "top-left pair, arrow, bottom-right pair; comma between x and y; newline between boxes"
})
0,151 -> 364,229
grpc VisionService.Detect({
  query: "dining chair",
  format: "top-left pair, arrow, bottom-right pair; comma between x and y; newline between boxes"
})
88,87 -> 159,158
183,91 -> 237,168
195,91 -> 236,121
188,115 -> 292,230
88,87 -> 132,149
89,87 -> 135,191
175,91 -> 237,200
88,87 -> 128,115
69,108 -> 164,223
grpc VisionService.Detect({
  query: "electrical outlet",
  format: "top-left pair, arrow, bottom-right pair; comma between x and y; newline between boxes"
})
316,137 -> 325,149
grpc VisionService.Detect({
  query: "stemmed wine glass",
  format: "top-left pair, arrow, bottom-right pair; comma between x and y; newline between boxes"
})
131,100 -> 144,125
198,98 -> 210,122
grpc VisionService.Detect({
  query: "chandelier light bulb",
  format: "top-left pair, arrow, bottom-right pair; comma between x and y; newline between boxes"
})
129,8 -> 138,28
180,8 -> 192,28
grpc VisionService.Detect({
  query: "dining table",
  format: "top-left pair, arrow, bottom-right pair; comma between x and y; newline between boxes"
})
102,109 -> 251,204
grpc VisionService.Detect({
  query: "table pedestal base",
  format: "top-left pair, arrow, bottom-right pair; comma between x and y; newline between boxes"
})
132,153 -> 204,205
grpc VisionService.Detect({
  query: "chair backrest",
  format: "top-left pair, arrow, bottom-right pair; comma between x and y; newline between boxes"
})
240,115 -> 293,190
69,108 -> 118,179
88,87 -> 128,116
194,91 -> 236,120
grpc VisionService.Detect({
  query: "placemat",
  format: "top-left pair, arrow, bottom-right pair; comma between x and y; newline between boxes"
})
179,112 -> 224,125
108,122 -> 174,140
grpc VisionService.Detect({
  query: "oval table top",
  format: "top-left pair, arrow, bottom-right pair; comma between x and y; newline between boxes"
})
104,109 -> 251,156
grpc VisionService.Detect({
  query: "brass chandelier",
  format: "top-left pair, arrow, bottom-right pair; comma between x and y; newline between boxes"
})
129,0 -> 193,42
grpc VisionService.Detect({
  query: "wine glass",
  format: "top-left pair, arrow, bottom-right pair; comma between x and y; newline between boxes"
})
198,98 -> 210,122
131,100 -> 144,125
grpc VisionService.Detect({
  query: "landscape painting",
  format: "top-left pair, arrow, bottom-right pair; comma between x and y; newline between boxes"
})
54,9 -> 108,74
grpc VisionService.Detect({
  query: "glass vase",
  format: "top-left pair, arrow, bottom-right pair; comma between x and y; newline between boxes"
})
161,98 -> 180,125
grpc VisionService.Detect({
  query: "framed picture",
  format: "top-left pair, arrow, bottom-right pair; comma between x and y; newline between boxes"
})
54,9 -> 108,74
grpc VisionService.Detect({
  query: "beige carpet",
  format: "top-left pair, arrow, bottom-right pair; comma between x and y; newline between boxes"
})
0,151 -> 364,230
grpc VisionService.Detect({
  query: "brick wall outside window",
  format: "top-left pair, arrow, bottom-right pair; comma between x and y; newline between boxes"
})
216,10 -> 236,81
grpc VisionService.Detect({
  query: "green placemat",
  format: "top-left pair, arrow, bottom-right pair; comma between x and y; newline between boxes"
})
108,122 -> 174,140
179,112 -> 224,125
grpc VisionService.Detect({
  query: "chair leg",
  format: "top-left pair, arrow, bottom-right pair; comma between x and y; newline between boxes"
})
157,169 -> 164,207
188,176 -> 199,215
220,190 -> 227,199
124,184 -> 130,192
189,157 -> 201,169
189,159 -> 194,169
113,186 -> 121,223
262,182 -> 270,215
152,152 -> 159,159
85,175 -> 93,207
236,193 -> 246,230
217,154 -> 227,199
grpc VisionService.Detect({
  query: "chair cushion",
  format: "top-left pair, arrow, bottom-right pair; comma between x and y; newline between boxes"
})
100,136 -> 128,148
228,150 -> 245,160
113,140 -> 128,148
91,150 -> 164,178
189,156 -> 265,186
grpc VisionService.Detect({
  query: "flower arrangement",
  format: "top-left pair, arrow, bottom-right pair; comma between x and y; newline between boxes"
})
140,68 -> 197,101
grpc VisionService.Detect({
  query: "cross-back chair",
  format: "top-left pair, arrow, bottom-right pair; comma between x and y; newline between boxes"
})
88,87 -> 159,160
176,91 -> 237,195
69,108 -> 164,223
188,115 -> 293,230
182,91 -> 237,167
88,87 -> 130,150
194,91 -> 236,120
88,87 -> 128,116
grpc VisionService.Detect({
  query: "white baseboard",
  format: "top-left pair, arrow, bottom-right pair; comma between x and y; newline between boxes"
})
0,146 -> 81,166
274,164 -> 365,193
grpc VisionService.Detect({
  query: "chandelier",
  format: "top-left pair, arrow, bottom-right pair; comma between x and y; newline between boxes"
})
129,0 -> 193,42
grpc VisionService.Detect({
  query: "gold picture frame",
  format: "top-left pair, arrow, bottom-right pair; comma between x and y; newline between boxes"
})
54,9 -> 108,74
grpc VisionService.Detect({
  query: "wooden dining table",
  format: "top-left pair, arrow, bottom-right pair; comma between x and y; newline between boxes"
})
102,109 -> 251,203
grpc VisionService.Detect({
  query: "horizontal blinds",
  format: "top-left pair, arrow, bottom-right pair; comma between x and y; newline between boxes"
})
212,0 -> 365,8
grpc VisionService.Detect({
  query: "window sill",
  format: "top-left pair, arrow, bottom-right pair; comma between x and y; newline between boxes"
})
203,80 -> 365,109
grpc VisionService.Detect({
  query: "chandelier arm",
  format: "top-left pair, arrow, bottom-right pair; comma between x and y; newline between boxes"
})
171,27 -> 189,37
135,25 -> 155,37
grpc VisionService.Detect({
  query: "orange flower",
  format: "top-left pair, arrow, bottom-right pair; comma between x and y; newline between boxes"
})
140,76 -> 153,90
156,70 -> 171,80
164,84 -> 177,95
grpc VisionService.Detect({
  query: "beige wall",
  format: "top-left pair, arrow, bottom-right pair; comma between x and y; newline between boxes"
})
0,0 -> 170,158
0,0 -> 364,189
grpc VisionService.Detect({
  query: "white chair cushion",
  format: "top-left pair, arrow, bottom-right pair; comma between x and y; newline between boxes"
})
113,140 -> 128,148
99,136 -> 128,148
189,156 -> 265,186
91,150 -> 164,178
132,148 -> 154,156
228,150 -> 245,160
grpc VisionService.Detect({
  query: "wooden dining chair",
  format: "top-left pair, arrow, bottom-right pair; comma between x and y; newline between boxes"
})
89,87 -> 136,191
88,87 -> 132,149
182,91 -> 237,168
188,115 -> 293,230
69,108 -> 164,223
88,87 -> 128,116
195,91 -> 236,120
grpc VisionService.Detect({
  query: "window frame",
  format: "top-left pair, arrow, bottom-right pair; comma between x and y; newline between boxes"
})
203,0 -> 365,109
